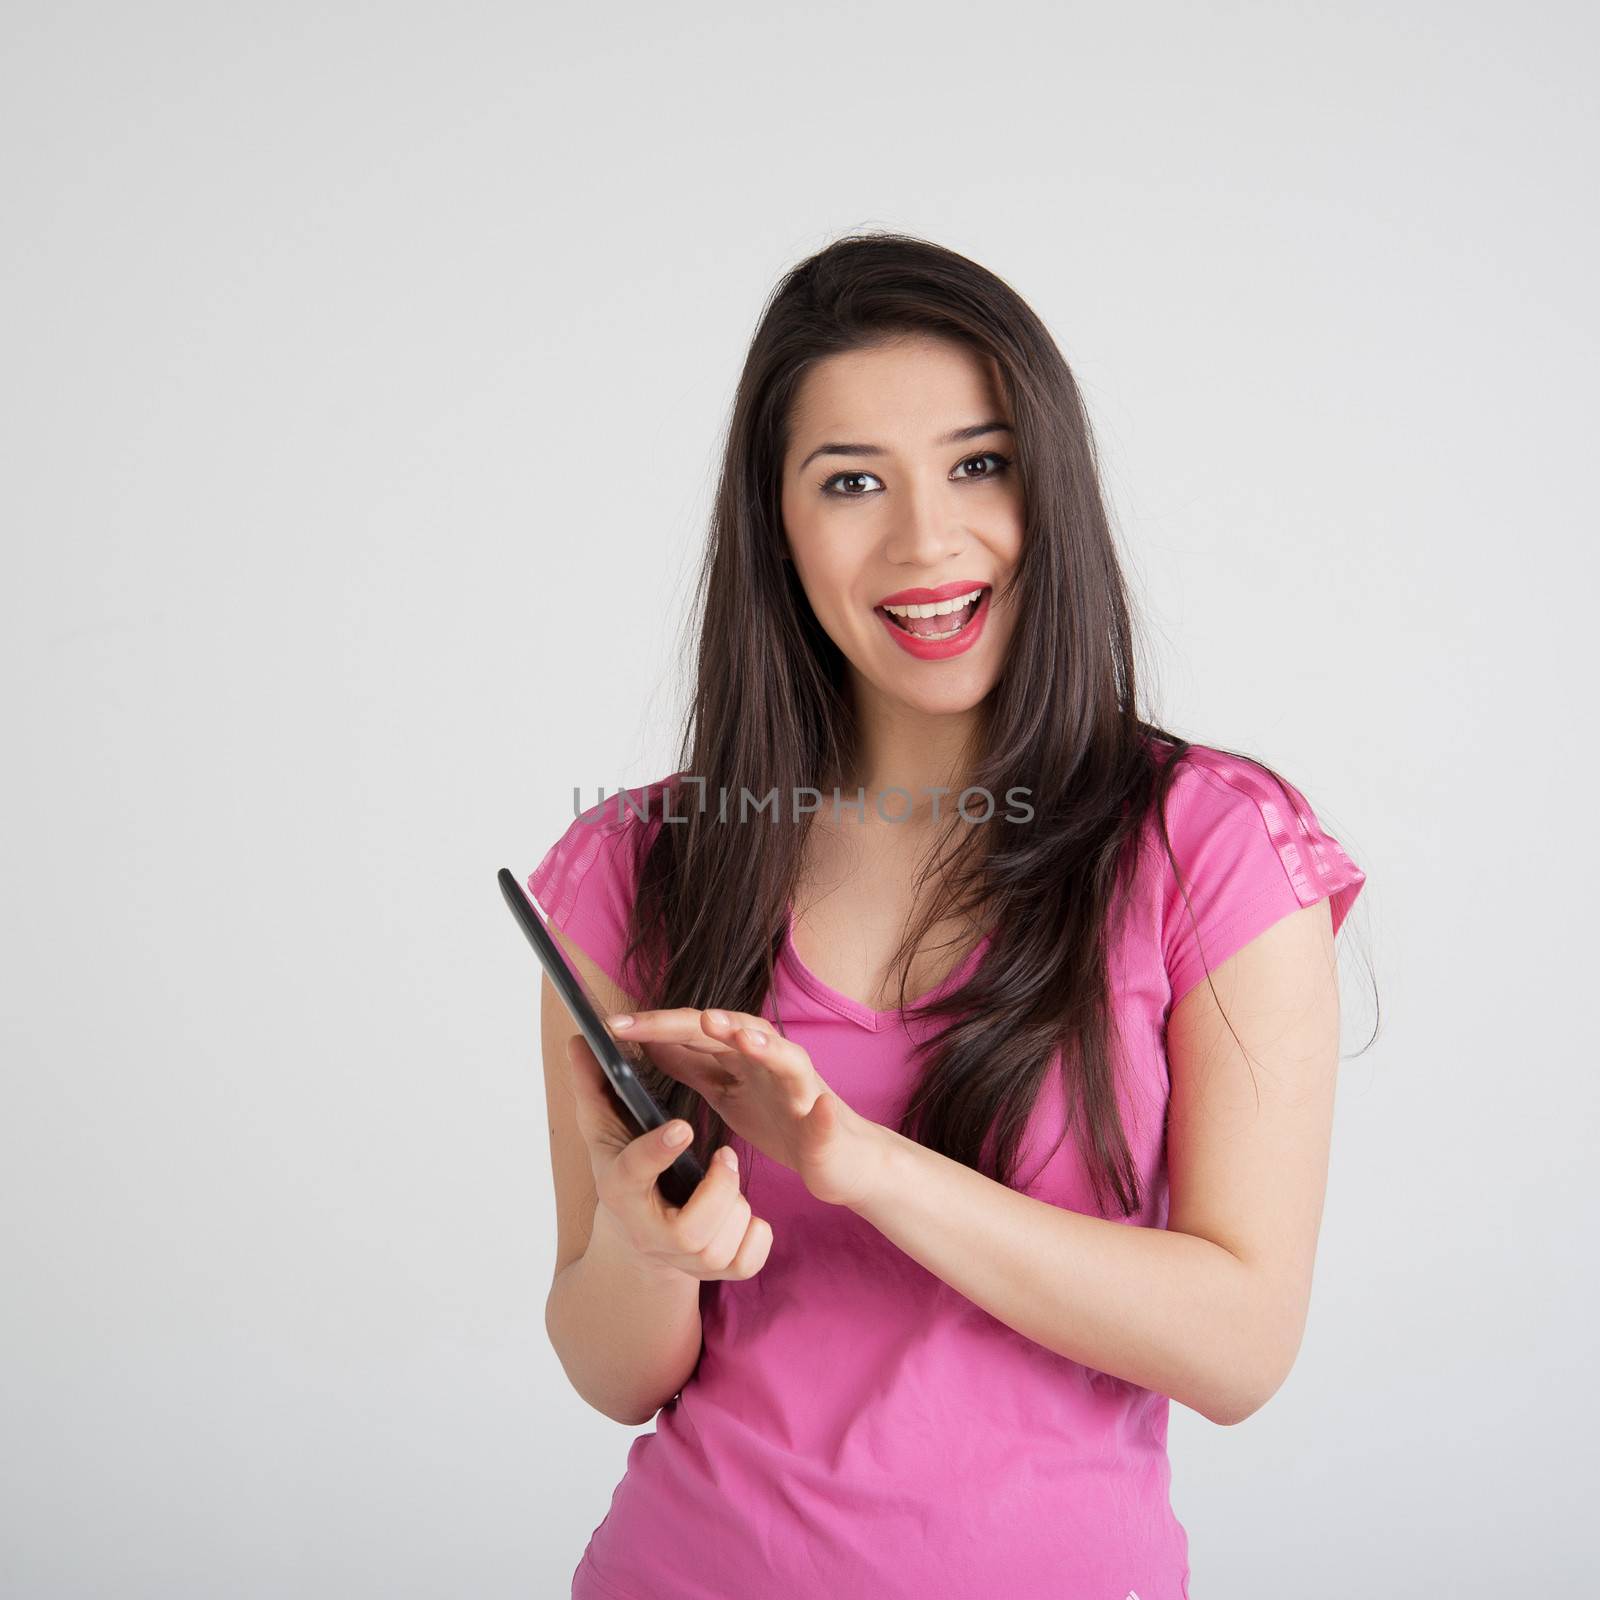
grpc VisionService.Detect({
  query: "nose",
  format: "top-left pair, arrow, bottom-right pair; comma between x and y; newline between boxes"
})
880,474 -> 967,568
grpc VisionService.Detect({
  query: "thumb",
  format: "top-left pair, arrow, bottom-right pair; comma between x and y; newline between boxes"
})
618,1113 -> 699,1205
805,1089 -> 840,1140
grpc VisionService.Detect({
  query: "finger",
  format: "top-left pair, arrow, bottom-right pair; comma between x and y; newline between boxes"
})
565,1035 -> 631,1138
699,1008 -> 782,1039
631,1038 -> 731,1095
615,1009 -> 809,1083
568,1030 -> 711,1126
697,1186 -> 757,1272
606,1115 -> 699,1213
694,1008 -> 799,1072
607,1008 -> 745,1057
717,1213 -> 774,1280
716,1018 -> 812,1081
670,1143 -> 747,1250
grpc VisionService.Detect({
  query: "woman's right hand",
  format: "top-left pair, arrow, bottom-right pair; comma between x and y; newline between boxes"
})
565,1032 -> 774,1282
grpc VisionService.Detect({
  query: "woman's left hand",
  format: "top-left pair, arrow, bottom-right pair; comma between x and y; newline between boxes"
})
606,1008 -> 885,1208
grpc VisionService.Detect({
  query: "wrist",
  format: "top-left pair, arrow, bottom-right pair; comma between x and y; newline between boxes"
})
586,1202 -> 691,1288
845,1117 -> 909,1221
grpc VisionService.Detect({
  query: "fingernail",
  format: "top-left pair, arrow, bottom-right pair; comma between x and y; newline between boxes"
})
610,1014 -> 634,1029
706,1010 -> 730,1028
716,1146 -> 738,1171
663,1122 -> 690,1146
743,1029 -> 767,1048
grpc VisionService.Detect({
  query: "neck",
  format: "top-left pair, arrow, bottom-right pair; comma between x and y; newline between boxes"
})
833,676 -> 986,826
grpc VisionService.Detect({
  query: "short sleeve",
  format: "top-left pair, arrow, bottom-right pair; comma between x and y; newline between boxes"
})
1159,749 -> 1366,1010
526,780 -> 672,997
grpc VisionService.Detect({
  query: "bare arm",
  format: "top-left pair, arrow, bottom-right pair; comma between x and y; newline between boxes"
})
848,899 -> 1343,1425
546,1208 -> 706,1427
540,927 -> 703,1426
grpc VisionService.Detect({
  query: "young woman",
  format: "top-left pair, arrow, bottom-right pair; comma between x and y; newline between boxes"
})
534,233 -> 1370,1600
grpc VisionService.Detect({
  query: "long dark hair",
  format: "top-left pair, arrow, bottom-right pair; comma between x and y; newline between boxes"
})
607,230 -> 1370,1219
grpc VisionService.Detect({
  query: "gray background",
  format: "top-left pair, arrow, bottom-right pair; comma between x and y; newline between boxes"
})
3,2 -> 1594,1595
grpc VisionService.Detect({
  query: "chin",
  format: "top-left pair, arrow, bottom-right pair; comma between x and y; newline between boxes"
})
866,664 -> 998,718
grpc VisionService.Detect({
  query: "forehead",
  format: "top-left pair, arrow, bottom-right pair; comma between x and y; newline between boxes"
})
787,336 -> 1007,444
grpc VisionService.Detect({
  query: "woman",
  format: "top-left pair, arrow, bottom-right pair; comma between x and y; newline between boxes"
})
535,232 -> 1370,1600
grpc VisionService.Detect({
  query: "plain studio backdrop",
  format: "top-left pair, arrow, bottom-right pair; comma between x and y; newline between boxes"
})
3,3 -> 1594,1596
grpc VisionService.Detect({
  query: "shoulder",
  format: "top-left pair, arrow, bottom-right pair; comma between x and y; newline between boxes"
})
1143,738 -> 1367,1006
526,773 -> 684,990
530,775 -> 683,903
1156,738 -> 1299,821
1158,741 -> 1362,918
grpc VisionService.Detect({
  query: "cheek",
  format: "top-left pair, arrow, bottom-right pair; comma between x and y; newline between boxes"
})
779,492 -> 815,567
786,531 -> 858,614
994,504 -> 1026,560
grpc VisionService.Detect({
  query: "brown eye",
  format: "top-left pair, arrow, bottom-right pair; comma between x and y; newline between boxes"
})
955,451 -> 1012,480
819,470 -> 883,497
819,452 -> 1012,498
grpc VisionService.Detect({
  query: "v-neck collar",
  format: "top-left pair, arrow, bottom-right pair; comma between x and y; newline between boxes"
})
778,906 -> 992,1033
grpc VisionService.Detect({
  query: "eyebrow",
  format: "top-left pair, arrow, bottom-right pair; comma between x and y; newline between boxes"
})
797,420 -> 1014,473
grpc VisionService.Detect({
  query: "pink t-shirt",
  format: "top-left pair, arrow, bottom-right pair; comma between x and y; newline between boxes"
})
531,743 -> 1366,1600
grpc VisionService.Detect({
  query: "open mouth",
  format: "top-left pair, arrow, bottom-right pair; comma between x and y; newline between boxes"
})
876,585 -> 989,642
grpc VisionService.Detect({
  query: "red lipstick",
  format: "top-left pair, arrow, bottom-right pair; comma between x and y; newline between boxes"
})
873,581 -> 992,662
875,579 -> 990,608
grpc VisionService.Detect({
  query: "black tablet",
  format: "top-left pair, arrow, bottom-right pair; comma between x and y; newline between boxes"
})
499,867 -> 705,1207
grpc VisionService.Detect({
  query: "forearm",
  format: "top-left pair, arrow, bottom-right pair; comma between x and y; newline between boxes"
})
850,1124 -> 1286,1425
545,1207 -> 704,1426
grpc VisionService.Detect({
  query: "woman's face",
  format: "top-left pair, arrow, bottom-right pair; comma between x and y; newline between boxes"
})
779,334 -> 1024,719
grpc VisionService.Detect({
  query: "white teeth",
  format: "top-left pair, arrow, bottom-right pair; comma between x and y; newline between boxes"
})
881,587 -> 984,618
